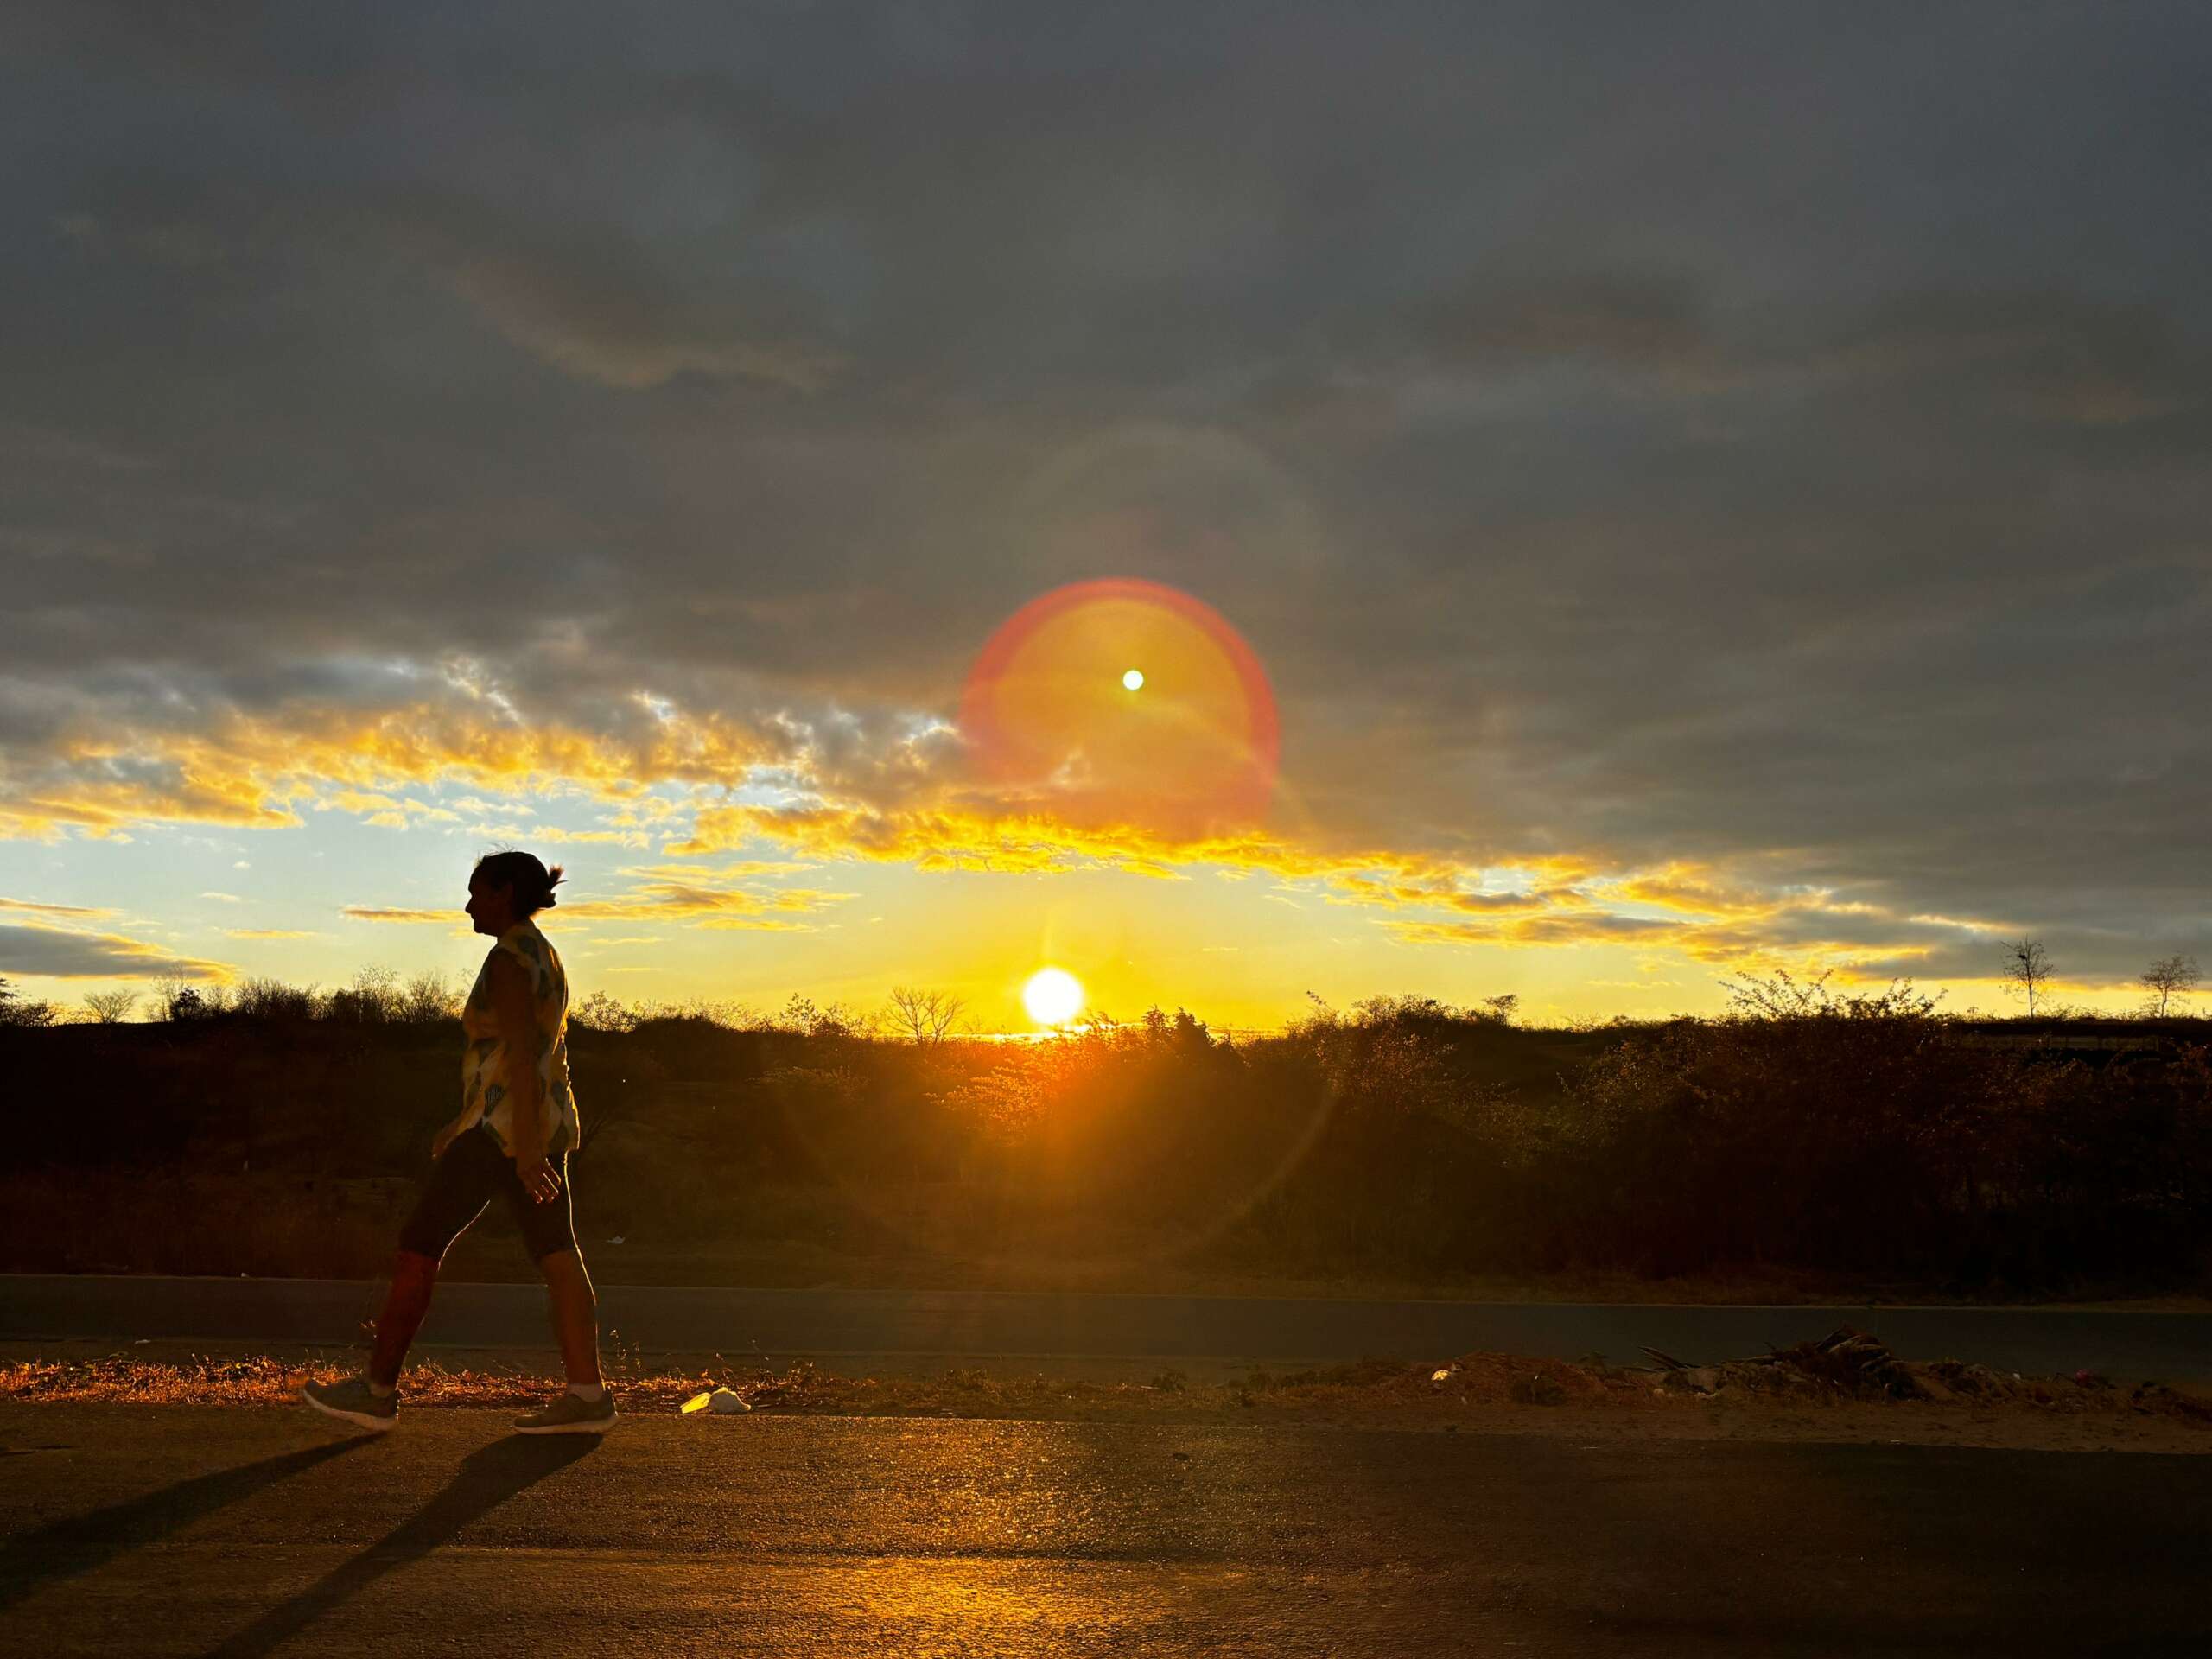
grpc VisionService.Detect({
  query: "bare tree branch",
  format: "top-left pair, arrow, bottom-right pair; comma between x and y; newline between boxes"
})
2000,938 -> 2051,1018
2140,953 -> 2201,1020
887,985 -> 966,1045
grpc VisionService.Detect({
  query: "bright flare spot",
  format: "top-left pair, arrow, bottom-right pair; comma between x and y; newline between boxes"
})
960,577 -> 1280,836
1022,967 -> 1084,1027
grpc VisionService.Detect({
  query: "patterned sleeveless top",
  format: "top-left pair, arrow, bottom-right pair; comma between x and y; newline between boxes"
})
458,918 -> 580,1157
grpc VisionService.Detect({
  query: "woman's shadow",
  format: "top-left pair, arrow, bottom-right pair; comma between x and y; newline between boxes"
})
205,1433 -> 600,1657
0,1436 -> 370,1615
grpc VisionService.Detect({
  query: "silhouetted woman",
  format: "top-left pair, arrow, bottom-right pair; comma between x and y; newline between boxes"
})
304,850 -> 612,1433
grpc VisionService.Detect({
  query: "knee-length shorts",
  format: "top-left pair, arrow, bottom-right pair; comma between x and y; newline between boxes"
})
398,1124 -> 578,1262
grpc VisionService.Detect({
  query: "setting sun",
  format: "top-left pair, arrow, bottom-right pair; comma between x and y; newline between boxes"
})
1021,967 -> 1085,1027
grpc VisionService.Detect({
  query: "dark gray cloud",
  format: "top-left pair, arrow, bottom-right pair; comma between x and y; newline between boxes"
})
3,2 -> 2209,986
0,923 -> 224,981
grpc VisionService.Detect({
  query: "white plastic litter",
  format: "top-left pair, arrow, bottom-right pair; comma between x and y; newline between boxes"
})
683,1386 -> 751,1414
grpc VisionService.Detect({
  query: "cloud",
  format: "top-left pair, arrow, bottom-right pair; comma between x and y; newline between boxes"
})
1416,270 -> 1726,386
551,880 -> 856,924
671,799 -> 1474,886
432,226 -> 842,393
0,921 -> 227,981
1814,292 -> 2195,426
3,3 -> 2211,1001
0,698 -> 791,842
0,897 -> 112,918
225,928 -> 323,939
1389,914 -> 1684,949
459,823 -> 651,849
345,859 -> 855,931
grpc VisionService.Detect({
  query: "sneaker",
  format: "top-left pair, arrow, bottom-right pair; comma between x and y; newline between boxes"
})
302,1375 -> 397,1433
514,1389 -> 618,1435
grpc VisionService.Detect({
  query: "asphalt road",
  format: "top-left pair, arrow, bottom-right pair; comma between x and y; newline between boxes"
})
6,1274 -> 2212,1381
2,1403 -> 2208,1656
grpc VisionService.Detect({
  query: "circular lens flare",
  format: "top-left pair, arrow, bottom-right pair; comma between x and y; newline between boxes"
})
1021,967 -> 1084,1027
963,578 -> 1278,836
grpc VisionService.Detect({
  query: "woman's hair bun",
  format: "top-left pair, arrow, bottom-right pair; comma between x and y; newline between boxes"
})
474,850 -> 566,918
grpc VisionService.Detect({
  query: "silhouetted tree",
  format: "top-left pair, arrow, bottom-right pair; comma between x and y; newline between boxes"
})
781,992 -> 867,1039
353,963 -> 400,1020
1138,1005 -> 1212,1052
0,976 -> 56,1027
400,969 -> 459,1024
2141,953 -> 2201,1019
2001,938 -> 2051,1017
231,977 -> 321,1020
571,989 -> 637,1033
887,985 -> 966,1045
152,969 -> 209,1020
83,988 -> 138,1024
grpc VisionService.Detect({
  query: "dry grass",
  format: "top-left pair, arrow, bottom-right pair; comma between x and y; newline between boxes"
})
0,1351 -> 1618,1417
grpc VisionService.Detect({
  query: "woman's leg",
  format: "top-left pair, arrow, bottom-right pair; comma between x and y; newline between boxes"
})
367,1250 -> 440,1388
375,1130 -> 497,1386
537,1249 -> 603,1388
507,1148 -> 601,1387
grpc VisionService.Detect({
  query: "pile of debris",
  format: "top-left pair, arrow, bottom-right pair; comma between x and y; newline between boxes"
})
1638,1325 -> 2197,1413
1640,1325 -> 1941,1401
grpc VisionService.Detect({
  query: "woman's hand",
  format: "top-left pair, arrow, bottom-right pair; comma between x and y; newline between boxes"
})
431,1121 -> 463,1161
514,1153 -> 562,1205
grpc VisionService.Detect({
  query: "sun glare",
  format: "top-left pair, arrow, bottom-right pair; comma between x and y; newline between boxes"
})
1021,967 -> 1085,1027
959,577 -> 1280,835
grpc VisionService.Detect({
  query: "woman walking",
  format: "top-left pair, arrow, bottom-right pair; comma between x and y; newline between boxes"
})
304,850 -> 613,1434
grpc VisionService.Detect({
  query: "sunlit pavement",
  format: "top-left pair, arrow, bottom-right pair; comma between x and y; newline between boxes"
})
8,1274 -> 2212,1383
3,1403 -> 2209,1656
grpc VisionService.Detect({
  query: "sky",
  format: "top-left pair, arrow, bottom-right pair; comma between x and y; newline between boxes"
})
3,3 -> 2209,1030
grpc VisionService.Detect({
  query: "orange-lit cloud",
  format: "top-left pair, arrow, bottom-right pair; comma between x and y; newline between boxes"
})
556,881 -> 855,924
0,897 -> 114,918
1389,914 -> 1683,948
0,683 -> 2021,991
1377,857 -> 2012,981
0,701 -> 790,842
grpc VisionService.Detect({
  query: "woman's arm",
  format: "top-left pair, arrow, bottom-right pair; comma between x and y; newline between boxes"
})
430,1111 -> 473,1160
488,950 -> 557,1200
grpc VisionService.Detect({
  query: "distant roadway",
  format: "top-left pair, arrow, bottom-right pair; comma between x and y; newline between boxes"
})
6,1274 -> 2212,1381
